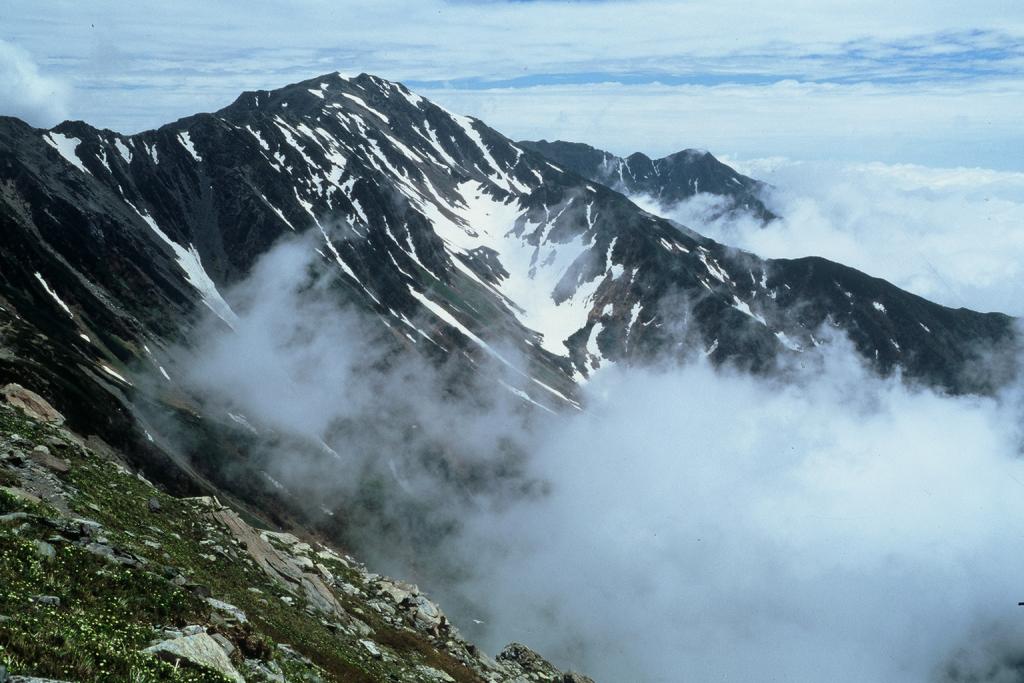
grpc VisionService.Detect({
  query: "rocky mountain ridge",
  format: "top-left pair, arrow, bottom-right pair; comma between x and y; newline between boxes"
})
517,139 -> 777,222
0,72 -> 1011,450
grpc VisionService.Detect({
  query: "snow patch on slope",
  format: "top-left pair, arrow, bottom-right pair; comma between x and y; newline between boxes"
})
178,131 -> 202,162
43,132 -> 90,174
126,201 -> 238,326
34,272 -> 73,318
423,181 -> 604,356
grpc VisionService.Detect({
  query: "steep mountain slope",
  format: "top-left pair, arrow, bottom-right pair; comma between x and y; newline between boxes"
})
518,139 -> 778,222
0,388 -> 593,682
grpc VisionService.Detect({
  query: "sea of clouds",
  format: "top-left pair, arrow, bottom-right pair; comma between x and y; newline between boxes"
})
168,160 -> 1024,682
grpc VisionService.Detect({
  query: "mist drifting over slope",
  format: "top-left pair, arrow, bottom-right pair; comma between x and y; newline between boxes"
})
170,223 -> 1024,682
453,346 -> 1024,682
172,237 -> 545,566
635,159 -> 1024,316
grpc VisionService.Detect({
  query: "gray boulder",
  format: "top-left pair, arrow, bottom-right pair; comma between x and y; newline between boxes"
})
29,446 -> 69,473
143,632 -> 244,683
2,384 -> 64,425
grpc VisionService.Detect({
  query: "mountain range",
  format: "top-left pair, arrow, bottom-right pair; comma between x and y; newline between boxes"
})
0,70 -> 1017,681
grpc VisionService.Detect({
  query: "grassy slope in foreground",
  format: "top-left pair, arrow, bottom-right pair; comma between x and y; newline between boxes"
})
0,389 -> 592,683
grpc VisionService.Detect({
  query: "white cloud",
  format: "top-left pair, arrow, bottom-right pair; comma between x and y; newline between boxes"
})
451,340 -> 1024,682
0,40 -> 68,127
636,158 -> 1024,315
423,79 -> 1024,169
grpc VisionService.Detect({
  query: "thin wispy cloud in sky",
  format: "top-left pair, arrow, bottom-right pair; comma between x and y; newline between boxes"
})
0,40 -> 68,126
428,78 -> 1024,168
2,0 -> 1022,168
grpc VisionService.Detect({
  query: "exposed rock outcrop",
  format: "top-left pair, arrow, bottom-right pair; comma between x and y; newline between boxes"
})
1,385 -> 63,426
144,631 -> 245,683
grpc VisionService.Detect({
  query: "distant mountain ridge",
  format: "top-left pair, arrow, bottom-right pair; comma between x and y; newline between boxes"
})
518,139 -> 777,222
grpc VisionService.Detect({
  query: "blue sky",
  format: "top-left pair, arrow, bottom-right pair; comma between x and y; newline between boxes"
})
2,0 -> 1022,168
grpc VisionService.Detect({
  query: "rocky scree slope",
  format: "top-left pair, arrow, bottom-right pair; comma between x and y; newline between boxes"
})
0,385 -> 593,683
